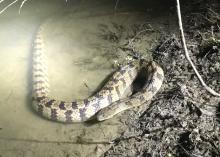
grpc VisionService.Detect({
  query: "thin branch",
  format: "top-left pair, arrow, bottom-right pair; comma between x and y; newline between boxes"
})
208,8 -> 220,20
176,0 -> 220,97
0,0 -> 6,4
19,0 -> 29,14
114,0 -> 119,12
0,0 -> 68,14
0,137 -> 111,145
0,0 -> 19,15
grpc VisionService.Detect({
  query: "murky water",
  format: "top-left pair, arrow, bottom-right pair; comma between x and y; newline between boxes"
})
0,0 -> 176,156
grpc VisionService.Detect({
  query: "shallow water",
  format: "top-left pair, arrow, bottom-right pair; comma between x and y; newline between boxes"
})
0,0 -> 177,156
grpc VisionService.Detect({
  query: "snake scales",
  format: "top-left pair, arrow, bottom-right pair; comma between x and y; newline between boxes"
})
32,24 -> 164,123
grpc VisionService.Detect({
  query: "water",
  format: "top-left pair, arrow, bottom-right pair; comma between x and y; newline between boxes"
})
0,0 -> 177,156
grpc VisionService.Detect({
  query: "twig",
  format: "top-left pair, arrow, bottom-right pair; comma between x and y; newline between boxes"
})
128,28 -> 152,46
0,0 -> 67,15
177,143 -> 203,157
114,0 -> 119,13
0,137 -> 112,145
176,0 -> 220,97
19,0 -> 29,14
208,8 -> 220,20
0,0 -> 6,4
0,0 -> 19,15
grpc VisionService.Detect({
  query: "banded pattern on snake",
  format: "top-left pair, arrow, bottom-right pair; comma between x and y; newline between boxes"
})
32,24 -> 164,123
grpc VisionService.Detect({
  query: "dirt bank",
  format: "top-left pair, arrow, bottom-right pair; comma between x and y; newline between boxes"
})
103,0 -> 220,156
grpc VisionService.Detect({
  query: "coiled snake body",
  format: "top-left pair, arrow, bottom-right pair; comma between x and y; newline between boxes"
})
32,24 -> 164,123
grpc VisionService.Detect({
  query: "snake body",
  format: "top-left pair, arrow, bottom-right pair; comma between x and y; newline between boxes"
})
32,24 -> 164,123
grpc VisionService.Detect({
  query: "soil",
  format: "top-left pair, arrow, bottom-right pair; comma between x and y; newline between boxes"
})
103,0 -> 220,156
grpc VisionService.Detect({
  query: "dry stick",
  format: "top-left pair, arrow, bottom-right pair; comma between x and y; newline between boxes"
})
176,0 -> 220,97
0,137 -> 111,145
0,0 -> 19,15
0,0 -> 6,4
0,0 -> 68,15
114,0 -> 119,12
19,0 -> 29,14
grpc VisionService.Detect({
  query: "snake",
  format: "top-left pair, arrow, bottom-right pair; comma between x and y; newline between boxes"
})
32,23 -> 164,123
